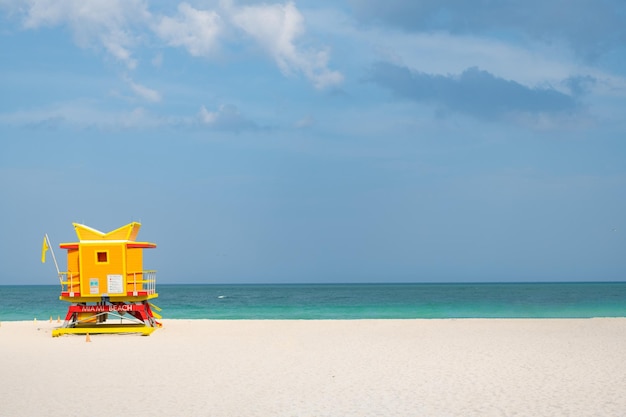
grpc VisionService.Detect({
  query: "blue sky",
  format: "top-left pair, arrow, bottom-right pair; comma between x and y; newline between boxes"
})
1,0 -> 625,284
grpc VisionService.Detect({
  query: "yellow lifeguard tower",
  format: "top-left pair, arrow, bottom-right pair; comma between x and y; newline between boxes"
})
48,222 -> 161,337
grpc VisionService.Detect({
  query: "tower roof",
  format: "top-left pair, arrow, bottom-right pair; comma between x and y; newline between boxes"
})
73,222 -> 142,242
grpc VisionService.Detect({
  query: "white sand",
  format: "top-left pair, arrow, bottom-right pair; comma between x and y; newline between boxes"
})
1,318 -> 625,417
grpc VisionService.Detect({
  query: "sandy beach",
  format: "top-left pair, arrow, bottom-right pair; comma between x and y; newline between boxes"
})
1,318 -> 625,417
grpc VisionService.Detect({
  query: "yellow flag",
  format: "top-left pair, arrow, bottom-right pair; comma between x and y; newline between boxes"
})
41,236 -> 49,263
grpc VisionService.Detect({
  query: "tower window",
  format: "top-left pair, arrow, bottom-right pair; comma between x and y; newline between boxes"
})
96,251 -> 108,263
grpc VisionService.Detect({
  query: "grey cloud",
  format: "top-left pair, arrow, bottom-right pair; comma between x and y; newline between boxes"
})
348,0 -> 626,60
564,75 -> 597,97
24,116 -> 66,130
369,62 -> 579,120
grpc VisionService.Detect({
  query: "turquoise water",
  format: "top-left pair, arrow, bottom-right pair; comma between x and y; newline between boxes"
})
1,282 -> 625,321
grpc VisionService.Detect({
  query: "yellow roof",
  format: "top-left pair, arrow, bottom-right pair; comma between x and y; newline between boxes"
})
73,222 -> 142,242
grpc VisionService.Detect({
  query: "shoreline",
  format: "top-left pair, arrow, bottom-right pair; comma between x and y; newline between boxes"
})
4,313 -> 626,323
2,318 -> 626,416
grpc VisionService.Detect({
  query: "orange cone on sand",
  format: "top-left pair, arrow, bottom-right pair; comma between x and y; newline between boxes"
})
86,333 -> 91,342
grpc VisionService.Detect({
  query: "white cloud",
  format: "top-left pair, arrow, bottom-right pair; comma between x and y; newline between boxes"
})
198,104 -> 257,131
0,100 -> 184,130
230,1 -> 343,89
119,107 -> 161,129
155,3 -> 222,57
230,2 -> 304,73
3,1 -> 342,89
199,105 -> 218,124
0,101 -> 260,131
294,115 -> 314,128
16,0 -> 150,69
0,100 -> 121,128
127,78 -> 162,103
151,52 -> 163,67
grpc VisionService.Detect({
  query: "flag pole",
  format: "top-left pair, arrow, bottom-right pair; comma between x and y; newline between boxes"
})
45,234 -> 61,276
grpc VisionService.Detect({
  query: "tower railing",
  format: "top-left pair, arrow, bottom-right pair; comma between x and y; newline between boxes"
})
59,271 -> 76,295
58,270 -> 157,296
127,270 -> 157,295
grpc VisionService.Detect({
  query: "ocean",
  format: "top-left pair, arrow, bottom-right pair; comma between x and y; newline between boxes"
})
1,282 -> 626,321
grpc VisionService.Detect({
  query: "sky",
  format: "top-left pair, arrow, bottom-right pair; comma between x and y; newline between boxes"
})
1,0 -> 625,285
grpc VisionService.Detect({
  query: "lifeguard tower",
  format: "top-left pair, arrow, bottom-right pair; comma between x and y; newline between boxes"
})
49,222 -> 161,337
